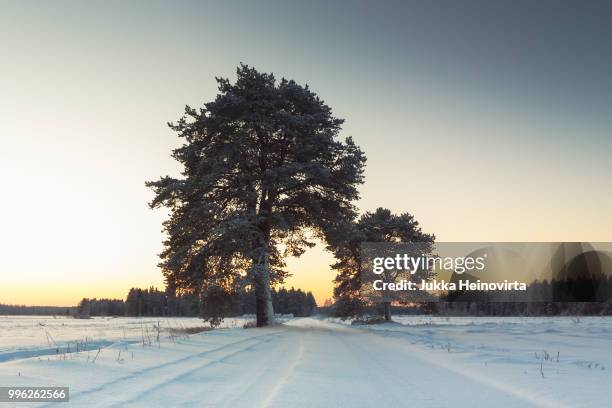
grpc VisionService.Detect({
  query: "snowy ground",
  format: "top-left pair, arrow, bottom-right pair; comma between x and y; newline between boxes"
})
0,316 -> 253,363
0,315 -> 611,407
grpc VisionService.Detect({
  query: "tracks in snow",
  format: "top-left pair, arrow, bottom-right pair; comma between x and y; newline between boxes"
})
43,329 -> 287,408
37,319 -> 565,407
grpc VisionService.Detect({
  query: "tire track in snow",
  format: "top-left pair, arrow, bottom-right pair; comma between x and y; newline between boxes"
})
329,328 -> 436,408
275,319 -> 546,408
41,329 -> 286,408
259,334 -> 304,408
364,328 -> 565,408
198,327 -> 304,408
113,331 -> 285,407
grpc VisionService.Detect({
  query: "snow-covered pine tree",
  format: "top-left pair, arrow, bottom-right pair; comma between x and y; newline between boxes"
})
329,208 -> 435,321
147,64 -> 365,327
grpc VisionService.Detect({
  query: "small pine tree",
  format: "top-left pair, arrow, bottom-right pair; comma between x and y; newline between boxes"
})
329,208 -> 435,321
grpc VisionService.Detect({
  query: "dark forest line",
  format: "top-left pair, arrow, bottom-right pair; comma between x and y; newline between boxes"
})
0,286 -> 317,318
328,276 -> 612,319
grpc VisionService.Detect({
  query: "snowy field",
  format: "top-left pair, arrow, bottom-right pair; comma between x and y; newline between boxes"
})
0,316 -> 253,363
0,315 -> 611,407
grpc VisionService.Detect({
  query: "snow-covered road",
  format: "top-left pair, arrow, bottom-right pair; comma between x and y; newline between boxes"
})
1,316 -> 610,407
53,322 -> 536,407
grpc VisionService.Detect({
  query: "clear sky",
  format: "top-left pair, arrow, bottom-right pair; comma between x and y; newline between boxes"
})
1,1 -> 612,306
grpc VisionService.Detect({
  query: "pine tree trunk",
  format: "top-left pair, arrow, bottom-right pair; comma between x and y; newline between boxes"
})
254,253 -> 275,327
383,302 -> 391,321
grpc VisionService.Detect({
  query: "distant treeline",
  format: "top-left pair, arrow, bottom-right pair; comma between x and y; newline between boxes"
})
0,304 -> 74,316
442,276 -> 612,303
75,288 -> 199,318
74,286 -> 316,318
329,276 -> 612,318
434,301 -> 612,316
1,286 -> 317,319
435,276 -> 612,316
